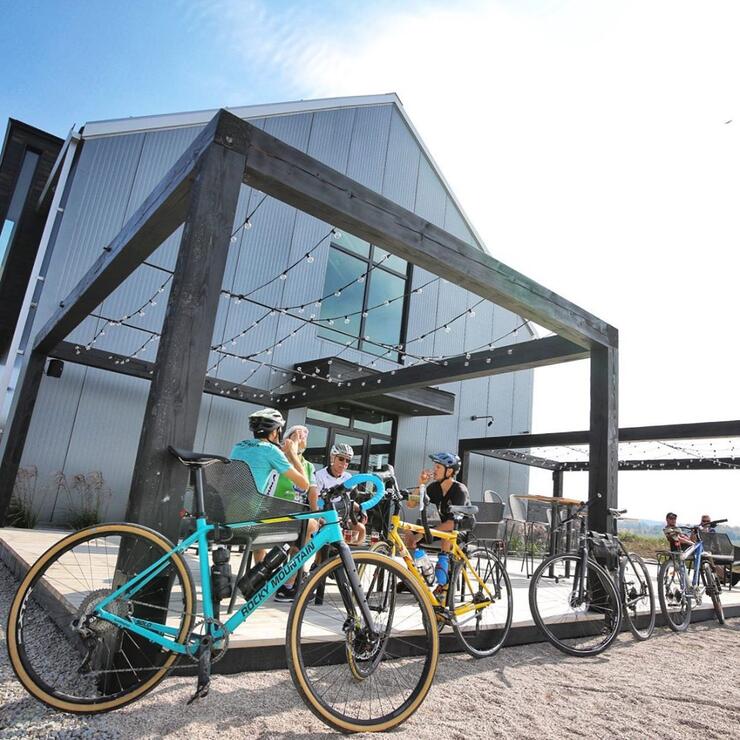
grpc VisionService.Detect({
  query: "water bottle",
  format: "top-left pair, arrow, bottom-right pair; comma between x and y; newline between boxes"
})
413,547 -> 435,586
435,553 -> 449,587
238,545 -> 289,600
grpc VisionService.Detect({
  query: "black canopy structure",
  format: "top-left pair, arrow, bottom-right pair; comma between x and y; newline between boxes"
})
458,419 -> 740,501
0,109 -> 618,539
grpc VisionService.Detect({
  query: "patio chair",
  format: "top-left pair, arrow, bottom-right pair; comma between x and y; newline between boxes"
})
471,500 -> 506,561
187,459 -> 309,614
505,495 -> 535,576
698,531 -> 740,590
483,489 -> 504,505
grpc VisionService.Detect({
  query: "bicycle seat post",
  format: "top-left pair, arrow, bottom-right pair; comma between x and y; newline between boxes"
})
192,466 -> 207,518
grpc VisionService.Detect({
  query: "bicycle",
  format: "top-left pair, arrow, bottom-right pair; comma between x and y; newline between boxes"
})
7,447 -> 439,734
657,518 -> 727,631
363,467 -> 513,659
528,500 -> 623,657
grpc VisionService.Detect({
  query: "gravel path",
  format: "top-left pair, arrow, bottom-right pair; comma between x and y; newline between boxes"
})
1,559 -> 738,739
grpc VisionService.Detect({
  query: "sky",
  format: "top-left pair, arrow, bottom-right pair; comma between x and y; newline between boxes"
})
2,0 -> 739,525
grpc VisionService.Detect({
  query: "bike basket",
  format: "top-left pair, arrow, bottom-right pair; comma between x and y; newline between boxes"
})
201,460 -> 307,536
589,531 -> 619,571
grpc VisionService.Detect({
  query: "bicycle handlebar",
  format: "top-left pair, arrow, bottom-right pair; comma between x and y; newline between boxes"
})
343,473 -> 385,512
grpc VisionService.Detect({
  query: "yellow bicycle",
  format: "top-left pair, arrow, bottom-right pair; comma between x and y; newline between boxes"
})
365,468 -> 513,658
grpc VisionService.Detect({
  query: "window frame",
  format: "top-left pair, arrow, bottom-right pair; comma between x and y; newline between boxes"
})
318,239 -> 413,362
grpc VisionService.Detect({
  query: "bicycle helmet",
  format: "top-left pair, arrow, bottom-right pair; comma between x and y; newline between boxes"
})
429,452 -> 461,474
330,442 -> 354,459
249,408 -> 286,438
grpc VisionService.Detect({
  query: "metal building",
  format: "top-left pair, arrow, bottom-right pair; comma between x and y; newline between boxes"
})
1,94 -> 534,524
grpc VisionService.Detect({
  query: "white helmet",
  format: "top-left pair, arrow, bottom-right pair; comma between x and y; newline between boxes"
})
249,408 -> 286,437
330,442 -> 354,459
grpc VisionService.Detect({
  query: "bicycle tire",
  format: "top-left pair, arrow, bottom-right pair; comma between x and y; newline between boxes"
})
620,553 -> 655,641
286,550 -> 439,733
447,546 -> 512,658
701,561 -> 725,625
657,557 -> 692,632
7,523 -> 195,713
529,554 -> 622,657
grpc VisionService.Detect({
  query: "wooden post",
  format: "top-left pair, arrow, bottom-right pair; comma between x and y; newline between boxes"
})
124,141 -> 245,541
0,351 -> 46,523
588,344 -> 619,534
552,469 -> 563,498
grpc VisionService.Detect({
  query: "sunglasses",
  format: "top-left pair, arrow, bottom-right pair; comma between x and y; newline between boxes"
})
701,520 -> 711,524
335,456 -> 352,464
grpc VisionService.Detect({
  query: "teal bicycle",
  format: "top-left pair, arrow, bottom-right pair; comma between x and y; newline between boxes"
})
7,447 -> 439,733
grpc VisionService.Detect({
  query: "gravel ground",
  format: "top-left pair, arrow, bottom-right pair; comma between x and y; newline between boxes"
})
1,559 -> 738,740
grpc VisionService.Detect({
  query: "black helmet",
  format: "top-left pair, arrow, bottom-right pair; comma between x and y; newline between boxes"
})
429,452 -> 461,473
249,408 -> 286,438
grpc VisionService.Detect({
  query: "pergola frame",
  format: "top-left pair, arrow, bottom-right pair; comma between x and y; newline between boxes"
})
0,109 -> 618,538
458,419 -> 740,507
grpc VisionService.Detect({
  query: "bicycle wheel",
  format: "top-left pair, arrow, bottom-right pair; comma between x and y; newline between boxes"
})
447,546 -> 512,658
620,553 -> 655,640
287,550 -> 439,733
7,523 -> 195,713
529,554 -> 622,657
657,557 -> 692,632
701,561 -> 725,625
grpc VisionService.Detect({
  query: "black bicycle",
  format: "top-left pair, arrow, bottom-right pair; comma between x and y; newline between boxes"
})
528,501 -> 622,657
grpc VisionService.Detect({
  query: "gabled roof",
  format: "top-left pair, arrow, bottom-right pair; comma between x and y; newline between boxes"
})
81,93 -> 535,338
82,94 -> 487,249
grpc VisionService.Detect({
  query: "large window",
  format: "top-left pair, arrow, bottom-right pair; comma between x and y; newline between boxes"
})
318,232 -> 410,359
304,408 -> 396,474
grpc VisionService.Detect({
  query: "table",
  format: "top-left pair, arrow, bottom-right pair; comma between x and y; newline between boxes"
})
512,494 -> 583,575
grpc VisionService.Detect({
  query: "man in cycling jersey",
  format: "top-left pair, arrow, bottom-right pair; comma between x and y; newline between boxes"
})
230,408 -> 316,602
405,452 -> 468,587
273,425 -> 318,505
315,443 -> 366,544
663,512 -> 693,551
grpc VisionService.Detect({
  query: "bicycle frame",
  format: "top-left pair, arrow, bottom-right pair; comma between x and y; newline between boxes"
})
93,473 -> 384,657
386,512 -> 495,613
673,537 -> 706,592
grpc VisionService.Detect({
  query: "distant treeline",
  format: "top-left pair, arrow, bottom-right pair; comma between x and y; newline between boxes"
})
618,519 -> 740,545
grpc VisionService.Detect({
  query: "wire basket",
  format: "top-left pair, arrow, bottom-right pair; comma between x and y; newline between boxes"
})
202,460 -> 307,538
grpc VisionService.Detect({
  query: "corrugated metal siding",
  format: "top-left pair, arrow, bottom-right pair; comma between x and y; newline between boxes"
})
21,102 -> 534,521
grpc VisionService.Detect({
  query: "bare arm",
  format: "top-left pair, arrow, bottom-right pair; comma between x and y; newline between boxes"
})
308,485 -> 320,512
281,438 -> 309,491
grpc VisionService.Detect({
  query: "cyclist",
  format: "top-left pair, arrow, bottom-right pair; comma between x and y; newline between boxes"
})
315,443 -> 367,544
663,512 -> 693,552
404,452 -> 469,588
230,408 -> 316,602
273,424 -> 318,505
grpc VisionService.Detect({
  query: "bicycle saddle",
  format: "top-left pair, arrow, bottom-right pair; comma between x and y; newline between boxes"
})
449,505 -> 478,516
168,446 -> 231,466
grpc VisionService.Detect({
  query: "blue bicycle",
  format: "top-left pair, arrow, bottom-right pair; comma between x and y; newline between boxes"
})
657,518 -> 727,631
7,448 -> 439,733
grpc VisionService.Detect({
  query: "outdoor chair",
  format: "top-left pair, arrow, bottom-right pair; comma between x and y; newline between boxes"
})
483,490 -> 504,505
698,531 -> 740,590
471,500 -> 506,561
505,495 -> 536,576
187,459 -> 309,613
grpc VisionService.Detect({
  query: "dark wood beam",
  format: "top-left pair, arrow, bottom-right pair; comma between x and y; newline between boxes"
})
124,140 -> 246,541
238,120 -> 615,349
277,335 -> 587,409
0,351 -> 46,524
562,457 -> 740,472
32,110 -> 248,356
458,419 -> 740,454
49,342 -> 267,402
588,345 -> 618,533
478,449 -> 562,470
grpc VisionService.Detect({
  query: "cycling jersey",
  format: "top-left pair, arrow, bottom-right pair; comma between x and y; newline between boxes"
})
315,466 -> 351,493
426,480 -> 469,523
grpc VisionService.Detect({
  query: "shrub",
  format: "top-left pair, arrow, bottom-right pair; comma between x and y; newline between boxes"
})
7,466 -> 43,528
58,471 -> 111,530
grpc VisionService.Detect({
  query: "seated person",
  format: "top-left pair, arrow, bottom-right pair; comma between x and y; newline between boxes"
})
270,424 -> 319,602
315,443 -> 367,545
698,515 -> 716,533
663,512 -> 693,552
404,452 -> 468,590
230,408 -> 317,601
